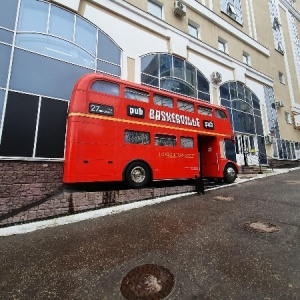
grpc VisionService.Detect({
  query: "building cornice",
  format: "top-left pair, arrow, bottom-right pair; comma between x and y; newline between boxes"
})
279,0 -> 300,20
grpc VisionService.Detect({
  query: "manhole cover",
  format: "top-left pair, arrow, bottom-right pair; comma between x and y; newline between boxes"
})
214,195 -> 234,202
120,264 -> 174,300
243,221 -> 280,233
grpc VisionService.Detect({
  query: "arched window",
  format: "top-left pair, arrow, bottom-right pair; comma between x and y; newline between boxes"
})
141,53 -> 210,101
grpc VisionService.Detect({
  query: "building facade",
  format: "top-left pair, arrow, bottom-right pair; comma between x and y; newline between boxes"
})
0,0 -> 300,226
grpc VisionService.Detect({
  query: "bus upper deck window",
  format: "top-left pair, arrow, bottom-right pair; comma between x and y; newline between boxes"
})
178,100 -> 194,112
125,88 -> 149,102
198,105 -> 212,116
154,94 -> 174,108
180,137 -> 194,148
216,109 -> 227,119
90,80 -> 120,96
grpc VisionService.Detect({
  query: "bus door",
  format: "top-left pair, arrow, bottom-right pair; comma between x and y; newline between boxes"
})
198,135 -> 220,178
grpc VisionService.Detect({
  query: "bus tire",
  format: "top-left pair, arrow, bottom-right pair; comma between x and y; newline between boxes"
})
223,163 -> 237,184
125,161 -> 151,188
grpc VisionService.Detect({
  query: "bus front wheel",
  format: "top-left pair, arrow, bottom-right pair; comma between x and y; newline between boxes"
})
223,164 -> 237,184
125,161 -> 151,188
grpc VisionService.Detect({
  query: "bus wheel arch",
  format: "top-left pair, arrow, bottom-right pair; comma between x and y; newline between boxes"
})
223,163 -> 237,184
124,160 -> 152,188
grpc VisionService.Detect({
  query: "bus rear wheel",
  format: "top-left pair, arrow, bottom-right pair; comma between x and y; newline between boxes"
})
125,161 -> 151,188
223,164 -> 237,184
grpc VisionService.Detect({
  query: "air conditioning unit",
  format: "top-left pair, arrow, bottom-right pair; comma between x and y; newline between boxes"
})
275,100 -> 285,108
174,1 -> 186,17
265,135 -> 276,144
211,71 -> 222,84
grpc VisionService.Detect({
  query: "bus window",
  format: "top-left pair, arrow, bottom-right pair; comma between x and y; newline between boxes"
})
125,88 -> 149,102
198,105 -> 212,116
124,130 -> 150,145
216,109 -> 227,119
154,94 -> 174,108
180,137 -> 194,148
155,134 -> 176,147
90,80 -> 120,96
177,100 -> 194,112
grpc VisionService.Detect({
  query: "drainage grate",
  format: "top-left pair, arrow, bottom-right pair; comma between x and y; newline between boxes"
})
120,264 -> 174,300
243,221 -> 280,233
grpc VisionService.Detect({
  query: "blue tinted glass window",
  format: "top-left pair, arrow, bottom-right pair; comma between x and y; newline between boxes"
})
0,0 -> 18,30
49,6 -> 74,41
229,82 -> 237,99
141,74 -> 159,87
16,33 -> 95,68
220,84 -> 230,100
252,94 -> 260,109
98,31 -> 120,65
18,0 -> 48,32
10,48 -> 90,99
221,99 -> 230,108
160,54 -> 171,77
198,91 -> 210,102
197,71 -> 209,93
75,17 -> 97,56
161,78 -> 196,98
0,44 -> 11,88
0,89 -> 5,124
225,140 -> 236,162
237,82 -> 245,100
186,62 -> 196,86
255,115 -> 264,136
0,28 -> 14,44
173,56 -> 184,80
142,54 -> 158,77
97,60 -> 121,76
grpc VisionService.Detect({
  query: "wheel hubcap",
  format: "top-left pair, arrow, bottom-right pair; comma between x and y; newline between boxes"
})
226,167 -> 236,178
131,166 -> 146,183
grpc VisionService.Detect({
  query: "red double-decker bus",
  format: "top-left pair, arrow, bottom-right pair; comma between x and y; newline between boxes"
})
63,73 -> 239,188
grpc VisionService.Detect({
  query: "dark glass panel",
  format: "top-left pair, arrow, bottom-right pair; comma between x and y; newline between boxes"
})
161,78 -> 196,98
141,54 -> 159,77
97,31 -> 121,65
186,62 -> 196,86
10,49 -> 89,99
225,140 -> 237,162
0,89 -> 5,125
0,0 -> 18,30
198,91 -> 210,102
220,84 -> 230,100
232,110 -> 255,134
254,108 -> 261,116
229,82 -> 237,99
97,60 -> 121,76
0,92 -> 38,157
257,136 -> 267,164
245,86 -> 252,104
252,93 -> 260,109
197,71 -> 209,93
221,99 -> 230,108
141,73 -> 159,87
160,54 -> 171,77
0,44 -> 11,88
35,98 -> 68,158
237,82 -> 245,100
173,56 -> 185,80
0,28 -> 14,44
255,115 -> 264,136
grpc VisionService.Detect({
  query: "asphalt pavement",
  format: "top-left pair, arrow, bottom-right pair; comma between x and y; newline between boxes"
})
0,168 -> 300,300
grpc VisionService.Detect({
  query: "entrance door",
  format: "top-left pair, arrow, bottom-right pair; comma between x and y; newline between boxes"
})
198,136 -> 220,178
235,134 -> 257,166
